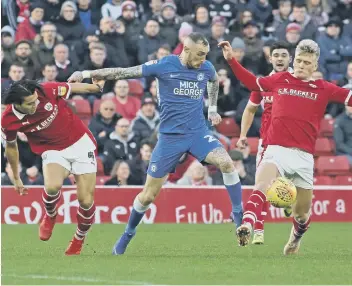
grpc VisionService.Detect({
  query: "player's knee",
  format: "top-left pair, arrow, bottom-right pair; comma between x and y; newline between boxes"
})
77,194 -> 94,209
139,191 -> 157,205
218,159 -> 235,173
294,212 -> 310,223
44,182 -> 63,194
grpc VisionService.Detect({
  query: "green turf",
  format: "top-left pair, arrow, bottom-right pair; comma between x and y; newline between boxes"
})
1,223 -> 352,285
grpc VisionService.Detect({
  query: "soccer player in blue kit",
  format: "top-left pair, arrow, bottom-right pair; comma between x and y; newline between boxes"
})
68,33 -> 243,255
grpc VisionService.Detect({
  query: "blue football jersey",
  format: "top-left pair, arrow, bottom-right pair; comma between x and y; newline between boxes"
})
142,55 -> 216,134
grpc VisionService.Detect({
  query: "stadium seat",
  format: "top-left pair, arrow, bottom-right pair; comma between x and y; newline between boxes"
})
333,175 -> 352,185
82,118 -> 90,126
314,138 -> 333,156
313,176 -> 333,185
67,99 -> 91,118
96,157 -> 105,176
96,176 -> 110,185
316,156 -> 350,175
128,79 -> 144,99
93,99 -> 102,115
216,117 -> 240,138
319,118 -> 334,137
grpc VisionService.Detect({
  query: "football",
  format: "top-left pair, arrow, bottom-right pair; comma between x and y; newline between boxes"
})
266,177 -> 297,208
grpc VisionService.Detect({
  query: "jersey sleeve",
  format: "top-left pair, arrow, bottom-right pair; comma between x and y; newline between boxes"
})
1,127 -> 17,142
142,58 -> 167,77
207,61 -> 217,81
256,72 -> 283,91
41,82 -> 71,100
249,91 -> 263,106
326,82 -> 352,106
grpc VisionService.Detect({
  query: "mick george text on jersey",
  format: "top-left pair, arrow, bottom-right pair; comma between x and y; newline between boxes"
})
173,81 -> 204,99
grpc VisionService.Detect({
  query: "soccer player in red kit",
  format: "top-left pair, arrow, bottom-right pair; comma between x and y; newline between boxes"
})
219,39 -> 352,254
237,41 -> 293,245
1,79 -> 104,255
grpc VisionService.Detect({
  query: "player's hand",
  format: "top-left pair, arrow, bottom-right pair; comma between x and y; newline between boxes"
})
218,41 -> 233,61
68,71 -> 84,83
208,112 -> 222,126
92,78 -> 105,89
13,178 -> 28,196
237,136 -> 248,149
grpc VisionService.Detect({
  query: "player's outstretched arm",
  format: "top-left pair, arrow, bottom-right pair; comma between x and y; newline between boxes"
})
68,79 -> 105,94
218,41 -> 262,91
237,102 -> 258,149
5,141 -> 28,195
68,66 -> 143,83
207,73 -> 222,126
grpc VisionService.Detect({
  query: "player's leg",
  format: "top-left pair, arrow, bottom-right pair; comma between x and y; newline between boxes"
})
65,172 -> 96,255
113,134 -> 188,255
40,153 -> 70,241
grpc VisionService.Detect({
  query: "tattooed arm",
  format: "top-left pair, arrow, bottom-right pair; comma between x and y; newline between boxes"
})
207,73 -> 222,126
68,65 -> 143,82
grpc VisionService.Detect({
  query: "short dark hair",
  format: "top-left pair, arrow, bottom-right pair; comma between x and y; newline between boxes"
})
293,2 -> 306,9
9,61 -> 25,69
2,79 -> 44,105
42,62 -> 58,71
270,41 -> 290,54
187,32 -> 209,47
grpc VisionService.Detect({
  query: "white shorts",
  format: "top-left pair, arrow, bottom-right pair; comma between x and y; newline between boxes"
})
41,133 -> 97,175
260,145 -> 314,189
256,138 -> 264,167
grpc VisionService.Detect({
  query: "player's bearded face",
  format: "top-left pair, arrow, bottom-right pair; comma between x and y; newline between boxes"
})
293,53 -> 318,80
271,49 -> 290,72
17,93 -> 39,115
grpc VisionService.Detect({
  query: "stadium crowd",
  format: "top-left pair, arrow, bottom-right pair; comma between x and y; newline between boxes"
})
1,0 -> 351,186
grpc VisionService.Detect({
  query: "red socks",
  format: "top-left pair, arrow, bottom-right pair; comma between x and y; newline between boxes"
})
75,203 -> 96,240
242,190 -> 266,227
42,189 -> 61,217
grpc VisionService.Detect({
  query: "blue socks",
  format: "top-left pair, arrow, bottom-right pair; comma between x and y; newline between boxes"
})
125,196 -> 150,234
223,172 -> 243,226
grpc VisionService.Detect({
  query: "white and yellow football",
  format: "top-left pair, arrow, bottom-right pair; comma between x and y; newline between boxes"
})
266,177 -> 297,208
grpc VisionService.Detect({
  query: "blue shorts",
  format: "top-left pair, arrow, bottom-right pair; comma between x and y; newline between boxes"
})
147,129 -> 223,178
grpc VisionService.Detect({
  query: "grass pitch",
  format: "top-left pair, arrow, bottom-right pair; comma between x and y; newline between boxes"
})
2,223 -> 352,285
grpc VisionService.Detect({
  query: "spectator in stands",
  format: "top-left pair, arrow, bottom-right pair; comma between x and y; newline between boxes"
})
33,22 -> 62,68
338,62 -> 352,87
275,2 -> 317,41
1,63 -> 25,92
306,0 -> 330,26
268,0 -> 291,31
55,1 -> 85,49
150,44 -> 171,61
89,99 -> 122,154
318,18 -> 352,81
172,22 -> 193,55
334,104 -> 352,166
257,39 -> 276,76
1,162 -> 44,186
1,26 -> 16,63
13,40 -> 40,80
39,63 -> 58,83
137,19 -> 165,64
108,79 -> 141,121
145,80 -> 159,108
208,0 -> 237,23
118,0 -> 142,65
105,160 -> 138,185
191,5 -> 211,38
81,43 -> 113,73
175,0 -> 212,17
247,0 -> 273,25
15,0 -> 30,23
167,153 -> 195,183
285,23 -> 301,57
102,118 -> 140,174
53,43 -> 78,82
242,20 -> 264,74
157,0 -> 180,50
77,0 -> 100,31
43,0 -> 62,22
128,140 -> 153,185
216,68 -> 237,116
177,161 -> 212,186
15,1 -> 44,43
101,0 -> 122,21
312,70 -> 324,80
228,9 -> 253,39
131,96 -> 160,141
208,16 -> 231,65
142,0 -> 163,21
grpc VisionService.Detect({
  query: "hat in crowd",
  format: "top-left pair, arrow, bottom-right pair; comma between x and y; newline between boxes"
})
229,150 -> 244,161
325,17 -> 343,28
15,40 -> 32,48
286,22 -> 301,33
30,1 -> 45,12
243,20 -> 258,29
1,26 -> 15,38
141,96 -> 156,106
161,0 -> 177,11
264,38 -> 276,47
212,15 -> 227,26
231,37 -> 245,50
60,1 -> 77,15
178,22 -> 193,38
121,0 -> 137,12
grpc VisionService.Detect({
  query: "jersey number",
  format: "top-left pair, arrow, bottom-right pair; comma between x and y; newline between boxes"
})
204,135 -> 217,143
